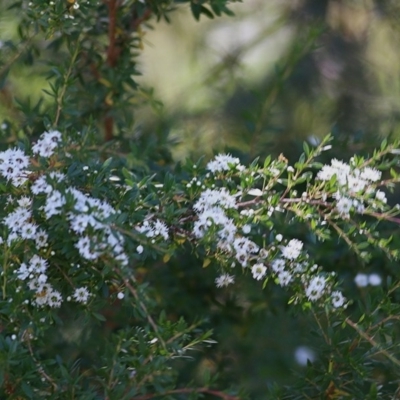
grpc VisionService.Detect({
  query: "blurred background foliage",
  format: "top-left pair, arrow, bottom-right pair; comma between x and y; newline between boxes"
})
2,0 -> 400,398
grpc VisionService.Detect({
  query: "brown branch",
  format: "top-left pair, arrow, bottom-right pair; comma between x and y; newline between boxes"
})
345,317 -> 400,367
131,8 -> 152,31
131,387 -> 241,400
25,330 -> 58,390
104,0 -> 119,142
106,0 -> 118,68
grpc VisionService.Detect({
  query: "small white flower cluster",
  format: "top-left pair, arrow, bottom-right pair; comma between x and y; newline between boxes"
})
15,255 -> 63,308
30,174 -> 128,265
193,187 -> 261,270
194,188 -> 237,213
206,153 -> 243,173
193,184 -> 347,308
259,236 -> 346,308
0,148 -> 30,186
3,203 -> 48,247
215,273 -> 235,287
317,159 -> 385,217
0,131 -> 129,308
136,219 -> 169,241
32,129 -> 62,158
193,188 -> 237,240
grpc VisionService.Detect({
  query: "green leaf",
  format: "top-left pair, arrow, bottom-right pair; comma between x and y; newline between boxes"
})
92,312 -> 106,322
303,141 -> 310,155
263,155 -> 271,168
102,157 -> 113,169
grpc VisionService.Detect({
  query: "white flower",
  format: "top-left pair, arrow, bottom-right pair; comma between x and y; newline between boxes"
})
4,207 -> 32,232
193,207 -> 230,238
44,190 -> 66,218
17,196 -> 32,208
331,291 -> 346,308
47,289 -> 63,308
136,245 -> 144,254
73,287 -> 90,304
0,148 -> 30,183
37,273 -> 47,284
368,273 -> 382,286
194,188 -> 237,213
206,154 -> 241,173
69,213 -> 96,234
336,196 -> 352,216
137,219 -> 169,241
32,130 -> 62,157
20,223 -> 38,239
360,167 -> 381,182
275,234 -> 283,242
153,219 -> 169,240
375,190 -> 387,203
294,346 -> 315,366
271,258 -> 285,273
35,229 -> 48,248
75,236 -> 100,260
16,263 -> 30,280
117,292 -> 125,300
215,274 -> 235,288
217,218 -> 237,243
242,224 -> 251,234
31,176 -> 53,194
281,239 -> 303,260
29,255 -> 48,274
305,276 -> 326,301
278,271 -> 292,286
347,175 -> 367,193
251,263 -> 267,280
354,273 -> 368,288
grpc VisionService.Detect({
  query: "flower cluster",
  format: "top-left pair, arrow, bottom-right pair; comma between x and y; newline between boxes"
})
137,219 -> 169,241
32,129 -> 62,158
192,154 -> 347,309
4,134 -> 397,314
206,153 -> 243,173
317,159 -> 385,217
1,131 -> 129,309
0,148 -> 30,186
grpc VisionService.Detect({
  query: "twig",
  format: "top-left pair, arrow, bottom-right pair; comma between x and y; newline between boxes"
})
0,35 -> 36,78
25,330 -> 58,390
345,317 -> 400,367
54,36 -> 81,126
114,266 -> 168,352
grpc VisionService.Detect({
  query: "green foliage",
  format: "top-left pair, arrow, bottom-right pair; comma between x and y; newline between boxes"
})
2,1 -> 400,400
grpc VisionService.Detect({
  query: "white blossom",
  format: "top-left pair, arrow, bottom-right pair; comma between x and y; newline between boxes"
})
281,239 -> 303,260
206,154 -> 241,173
331,291 -> 346,308
73,287 -> 91,304
251,263 -> 267,280
215,274 -> 235,288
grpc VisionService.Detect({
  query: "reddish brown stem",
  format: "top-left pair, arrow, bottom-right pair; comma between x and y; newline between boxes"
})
104,0 -> 118,142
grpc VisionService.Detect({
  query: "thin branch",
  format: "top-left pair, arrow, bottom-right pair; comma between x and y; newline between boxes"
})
0,35 -> 36,78
25,330 -> 58,391
345,318 -> 400,367
114,266 -> 168,352
54,37 -> 81,126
